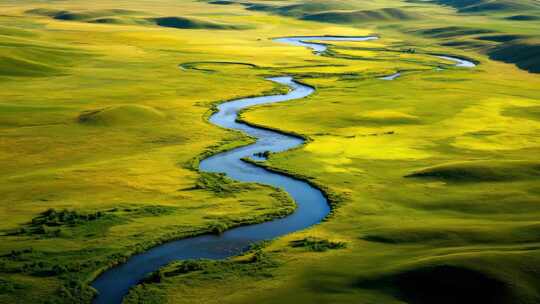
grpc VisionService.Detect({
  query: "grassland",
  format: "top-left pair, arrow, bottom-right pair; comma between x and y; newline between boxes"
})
0,0 -> 539,303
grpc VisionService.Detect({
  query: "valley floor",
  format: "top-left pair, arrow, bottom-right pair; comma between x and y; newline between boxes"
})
0,0 -> 539,303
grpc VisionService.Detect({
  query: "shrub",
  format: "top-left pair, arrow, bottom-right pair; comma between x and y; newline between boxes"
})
290,237 -> 347,252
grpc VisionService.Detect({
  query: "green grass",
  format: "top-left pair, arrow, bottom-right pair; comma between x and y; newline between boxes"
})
0,0 -> 539,303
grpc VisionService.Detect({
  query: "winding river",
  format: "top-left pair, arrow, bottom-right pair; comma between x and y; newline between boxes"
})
91,36 -> 475,304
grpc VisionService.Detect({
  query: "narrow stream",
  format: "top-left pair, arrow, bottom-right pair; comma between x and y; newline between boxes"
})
91,36 -> 475,304
380,72 -> 401,80
436,55 -> 476,67
273,35 -> 378,54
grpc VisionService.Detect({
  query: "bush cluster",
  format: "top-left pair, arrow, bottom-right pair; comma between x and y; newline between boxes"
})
290,237 -> 347,252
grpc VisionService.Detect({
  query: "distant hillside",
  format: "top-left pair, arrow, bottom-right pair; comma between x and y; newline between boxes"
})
26,8 -> 143,21
236,1 -> 420,24
243,1 -> 358,17
430,0 -> 539,12
26,8 -> 248,30
302,8 -> 419,23
414,26 -> 540,73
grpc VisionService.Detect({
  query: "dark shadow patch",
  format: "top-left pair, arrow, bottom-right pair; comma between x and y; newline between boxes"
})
487,40 -> 540,73
208,0 -> 236,4
506,14 -> 540,21
477,34 -> 526,42
356,265 -> 512,304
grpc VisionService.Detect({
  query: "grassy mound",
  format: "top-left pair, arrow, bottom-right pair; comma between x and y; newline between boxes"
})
405,161 -> 540,183
431,0 -> 538,13
487,40 -> 540,73
362,224 -> 540,244
243,0 -> 357,18
26,8 -> 143,21
0,37 -> 90,77
416,26 -> 494,38
0,55 -> 58,77
502,105 -> 540,121
354,110 -> 420,125
302,8 -> 419,23
27,8 -> 243,30
78,104 -> 165,126
150,17 -> 246,29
